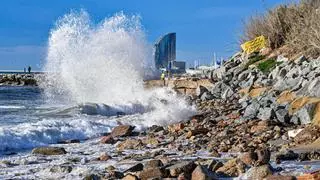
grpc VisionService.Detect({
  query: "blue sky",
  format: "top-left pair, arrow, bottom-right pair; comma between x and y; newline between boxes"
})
0,0 -> 289,70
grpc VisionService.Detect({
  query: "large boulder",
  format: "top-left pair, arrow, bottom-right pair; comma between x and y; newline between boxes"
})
245,164 -> 273,179
32,147 -> 67,155
111,125 -> 135,137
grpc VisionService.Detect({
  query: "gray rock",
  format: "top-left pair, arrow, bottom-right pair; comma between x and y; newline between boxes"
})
201,92 -> 214,101
275,108 -> 290,123
221,86 -> 234,100
310,58 -> 320,69
239,76 -> 255,89
257,108 -> 275,120
294,55 -> 308,65
196,86 -> 209,97
295,103 -> 316,125
50,165 -> 73,173
243,100 -> 260,120
286,66 -> 301,79
290,115 -> 300,125
244,164 -> 273,179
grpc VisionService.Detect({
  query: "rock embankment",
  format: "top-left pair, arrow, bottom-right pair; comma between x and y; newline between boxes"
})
0,73 -> 39,86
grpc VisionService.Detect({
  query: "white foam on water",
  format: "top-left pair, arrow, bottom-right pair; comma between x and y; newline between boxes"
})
0,105 -> 26,109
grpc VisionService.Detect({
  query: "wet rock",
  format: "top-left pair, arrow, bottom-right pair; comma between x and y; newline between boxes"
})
111,125 -> 135,137
98,152 -> 112,161
191,165 -> 217,180
216,159 -> 243,177
50,165 -> 73,173
148,125 -> 164,133
122,174 -> 138,180
208,160 -> 223,172
139,167 -> 167,180
245,164 -> 273,179
255,148 -> 270,166
108,171 -> 125,179
57,139 -> 80,144
186,128 -> 209,138
84,174 -> 101,180
100,135 -> 116,144
32,147 -> 67,155
239,151 -> 257,166
275,150 -> 299,163
117,139 -> 143,151
124,163 -> 144,173
167,161 -> 196,177
145,159 -> 163,169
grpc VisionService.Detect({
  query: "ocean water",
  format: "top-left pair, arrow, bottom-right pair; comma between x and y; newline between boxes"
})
0,11 -> 195,155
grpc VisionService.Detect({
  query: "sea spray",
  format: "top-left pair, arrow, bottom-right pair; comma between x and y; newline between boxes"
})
42,10 -> 195,126
0,11 -> 194,152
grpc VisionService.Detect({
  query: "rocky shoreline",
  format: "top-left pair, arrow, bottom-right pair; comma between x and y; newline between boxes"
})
2,51 -> 320,179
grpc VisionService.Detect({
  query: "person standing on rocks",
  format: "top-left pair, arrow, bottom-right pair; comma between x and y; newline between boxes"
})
28,66 -> 31,74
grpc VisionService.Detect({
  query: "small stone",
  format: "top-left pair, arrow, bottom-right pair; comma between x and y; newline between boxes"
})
117,139 -> 143,151
255,148 -> 270,166
111,125 -> 135,137
239,151 -> 257,166
100,135 -> 116,144
139,167 -> 167,179
122,174 -> 138,180
98,152 -> 112,161
50,165 -> 73,173
191,165 -> 217,180
167,161 -> 196,177
145,159 -> 163,169
32,147 -> 67,155
84,174 -> 101,180
216,159 -> 240,177
246,164 -> 273,179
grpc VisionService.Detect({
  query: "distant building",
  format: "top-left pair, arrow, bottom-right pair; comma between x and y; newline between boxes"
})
154,33 -> 176,69
172,61 -> 186,74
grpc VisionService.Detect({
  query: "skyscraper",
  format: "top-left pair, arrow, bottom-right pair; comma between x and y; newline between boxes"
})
154,33 -> 176,69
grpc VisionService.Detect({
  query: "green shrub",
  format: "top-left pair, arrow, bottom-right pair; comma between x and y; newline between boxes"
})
257,58 -> 280,73
245,54 -> 266,69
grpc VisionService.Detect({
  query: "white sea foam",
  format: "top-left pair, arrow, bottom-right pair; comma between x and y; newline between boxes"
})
0,105 -> 25,109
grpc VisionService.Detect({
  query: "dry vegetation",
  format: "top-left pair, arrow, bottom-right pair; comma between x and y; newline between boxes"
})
241,0 -> 320,58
